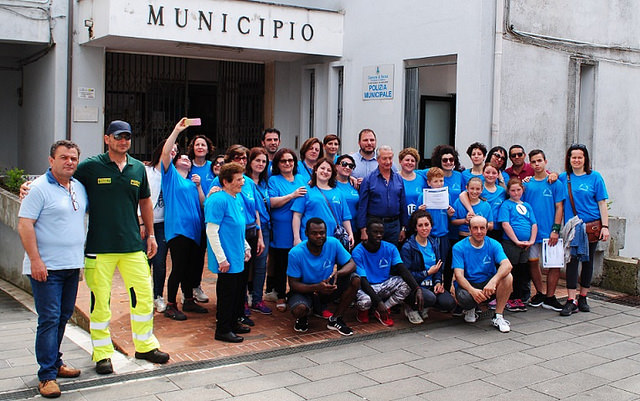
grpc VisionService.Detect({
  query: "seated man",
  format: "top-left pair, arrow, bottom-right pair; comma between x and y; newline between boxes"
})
353,218 -> 423,326
287,218 -> 360,336
453,216 -> 513,333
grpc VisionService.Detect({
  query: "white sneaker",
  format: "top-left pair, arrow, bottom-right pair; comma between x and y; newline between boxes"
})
419,308 -> 429,320
404,305 -> 424,325
492,315 -> 511,333
154,296 -> 167,313
263,290 -> 278,303
193,286 -> 209,303
463,309 -> 478,323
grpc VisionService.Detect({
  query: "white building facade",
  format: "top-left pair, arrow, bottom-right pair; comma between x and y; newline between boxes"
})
0,0 -> 637,257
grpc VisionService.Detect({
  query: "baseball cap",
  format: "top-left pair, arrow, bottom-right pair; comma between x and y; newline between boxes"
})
106,120 -> 132,136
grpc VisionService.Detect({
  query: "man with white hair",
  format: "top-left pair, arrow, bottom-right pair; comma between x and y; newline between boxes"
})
453,216 -> 513,333
356,145 -> 407,246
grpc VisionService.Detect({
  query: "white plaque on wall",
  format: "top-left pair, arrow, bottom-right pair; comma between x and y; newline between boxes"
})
362,64 -> 394,100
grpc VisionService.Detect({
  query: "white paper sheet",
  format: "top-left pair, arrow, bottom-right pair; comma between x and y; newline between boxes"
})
423,187 -> 449,210
542,238 -> 564,267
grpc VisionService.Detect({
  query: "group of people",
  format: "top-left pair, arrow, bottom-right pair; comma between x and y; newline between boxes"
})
17,120 -> 609,398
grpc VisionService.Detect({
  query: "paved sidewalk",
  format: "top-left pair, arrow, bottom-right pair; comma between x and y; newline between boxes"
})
4,282 -> 640,400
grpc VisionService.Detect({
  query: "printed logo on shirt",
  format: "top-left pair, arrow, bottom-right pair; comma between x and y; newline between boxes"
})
482,255 -> 492,265
97,178 -> 111,184
543,188 -> 553,197
407,204 -> 416,216
579,183 -> 591,191
516,204 -> 528,215
130,179 -> 140,187
378,257 -> 390,270
331,195 -> 341,204
322,259 -> 333,271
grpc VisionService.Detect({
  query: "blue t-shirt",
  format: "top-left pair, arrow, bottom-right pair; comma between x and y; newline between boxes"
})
336,181 -> 359,228
291,186 -> 351,241
212,175 -> 258,227
287,237 -> 352,284
204,191 -> 246,274
416,191 -> 449,238
452,237 -> 508,283
523,178 -> 565,242
559,172 -> 608,223
452,198 -> 493,234
253,180 -> 271,227
482,185 -> 506,226
418,241 -> 437,285
19,171 -> 88,274
161,162 -> 203,244
444,171 -> 464,239
462,169 -> 484,188
402,174 -> 427,222
189,161 -> 215,195
297,160 -> 314,184
352,241 -> 404,284
268,174 -> 307,248
498,199 -> 537,241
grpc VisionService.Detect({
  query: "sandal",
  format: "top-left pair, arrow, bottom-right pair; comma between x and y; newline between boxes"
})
276,299 -> 287,312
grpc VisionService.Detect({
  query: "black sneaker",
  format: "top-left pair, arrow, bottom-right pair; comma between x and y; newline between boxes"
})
95,358 -> 113,375
560,300 -> 578,316
294,317 -> 308,332
542,296 -> 563,312
164,304 -> 187,321
529,293 -> 546,307
135,349 -> 170,364
452,305 -> 464,317
183,299 -> 208,313
578,296 -> 591,312
238,315 -> 254,326
327,316 -> 353,336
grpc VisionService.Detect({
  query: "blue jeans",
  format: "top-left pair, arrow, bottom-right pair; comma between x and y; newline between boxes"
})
382,219 -> 400,246
29,269 -> 79,381
146,222 -> 168,298
251,225 -> 270,303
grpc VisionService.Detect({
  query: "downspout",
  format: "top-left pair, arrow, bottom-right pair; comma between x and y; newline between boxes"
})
65,0 -> 74,140
490,0 -> 506,146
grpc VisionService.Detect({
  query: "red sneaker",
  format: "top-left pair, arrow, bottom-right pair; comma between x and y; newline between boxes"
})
373,309 -> 394,327
356,309 -> 370,323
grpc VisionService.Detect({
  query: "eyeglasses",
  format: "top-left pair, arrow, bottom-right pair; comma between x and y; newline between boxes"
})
113,132 -> 131,141
509,152 -> 524,158
338,161 -> 355,169
441,157 -> 455,163
233,155 -> 247,161
279,158 -> 295,164
69,188 -> 79,211
492,154 -> 506,160
213,161 -> 224,166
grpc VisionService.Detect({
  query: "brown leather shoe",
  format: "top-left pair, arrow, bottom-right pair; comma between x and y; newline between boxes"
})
38,380 -> 61,398
57,364 -> 81,378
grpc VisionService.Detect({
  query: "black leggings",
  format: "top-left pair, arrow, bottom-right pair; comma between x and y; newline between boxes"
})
268,247 -> 289,299
566,242 -> 598,290
167,235 -> 200,304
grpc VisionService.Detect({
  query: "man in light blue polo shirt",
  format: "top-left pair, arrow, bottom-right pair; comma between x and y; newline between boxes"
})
18,140 -> 88,398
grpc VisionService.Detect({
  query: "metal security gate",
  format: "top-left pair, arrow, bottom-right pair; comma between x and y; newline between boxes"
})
105,53 -> 264,161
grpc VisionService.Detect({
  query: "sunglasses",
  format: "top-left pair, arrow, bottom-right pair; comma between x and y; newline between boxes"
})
569,143 -> 587,150
509,152 -> 524,158
213,161 -> 224,166
113,132 -> 131,141
441,157 -> 455,163
279,158 -> 295,164
493,154 -> 506,160
338,161 -> 355,169
233,155 -> 247,161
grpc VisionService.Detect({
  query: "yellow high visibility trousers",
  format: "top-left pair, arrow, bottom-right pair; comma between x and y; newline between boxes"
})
84,251 -> 160,362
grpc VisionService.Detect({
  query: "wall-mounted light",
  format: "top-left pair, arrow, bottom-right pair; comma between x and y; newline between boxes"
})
84,19 -> 94,39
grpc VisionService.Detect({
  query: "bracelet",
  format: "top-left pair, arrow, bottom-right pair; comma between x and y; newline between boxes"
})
148,235 -> 156,238
602,225 -> 609,229
551,223 -> 561,233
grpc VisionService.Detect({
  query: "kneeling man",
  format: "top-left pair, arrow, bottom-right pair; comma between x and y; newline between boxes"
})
287,218 -> 360,336
453,216 -> 513,333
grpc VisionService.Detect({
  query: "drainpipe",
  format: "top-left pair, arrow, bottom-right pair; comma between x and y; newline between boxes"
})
65,0 -> 74,140
490,0 -> 505,147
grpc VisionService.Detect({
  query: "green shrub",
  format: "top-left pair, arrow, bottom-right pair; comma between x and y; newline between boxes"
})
3,167 -> 26,194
